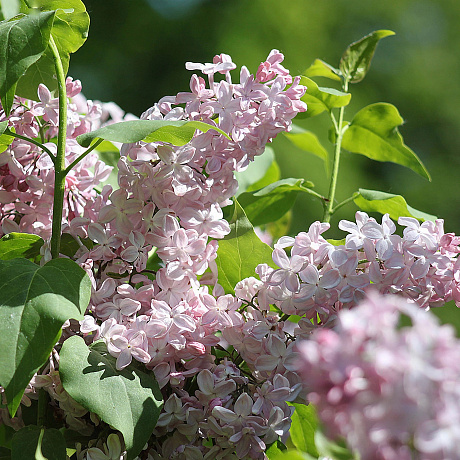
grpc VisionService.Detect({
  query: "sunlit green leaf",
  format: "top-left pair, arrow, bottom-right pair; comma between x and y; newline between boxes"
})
354,188 -> 437,222
235,146 -> 275,195
215,201 -> 275,294
11,426 -> 65,460
0,11 -> 55,114
1,0 -> 20,20
0,258 -> 90,416
285,126 -> 329,172
299,76 -> 351,118
339,29 -> 395,83
77,119 -> 229,148
289,403 -> 319,457
238,178 -> 315,227
304,59 -> 341,81
342,103 -> 430,180
315,431 -> 356,460
0,232 -> 43,261
60,336 -> 163,460
266,440 -> 287,459
15,0 -> 89,100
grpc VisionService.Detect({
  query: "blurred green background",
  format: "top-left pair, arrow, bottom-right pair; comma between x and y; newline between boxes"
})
69,0 -> 460,240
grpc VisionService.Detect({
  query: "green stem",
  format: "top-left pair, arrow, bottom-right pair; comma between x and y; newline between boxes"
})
64,138 -> 103,175
323,78 -> 349,223
37,388 -> 49,427
3,129 -> 56,164
333,191 -> 360,214
49,35 -> 68,259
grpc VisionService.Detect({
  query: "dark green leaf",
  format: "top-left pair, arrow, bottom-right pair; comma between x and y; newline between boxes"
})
238,178 -> 315,227
304,59 -> 341,81
215,201 -> 275,294
235,146 -> 275,195
77,119 -> 229,148
342,103 -> 430,180
339,30 -> 395,83
0,425 -> 14,449
0,11 -> 55,114
289,403 -> 319,457
0,446 -> 10,460
11,426 -> 66,460
15,0 -> 89,100
58,233 -> 92,258
285,126 -> 329,172
354,188 -> 437,222
299,76 -> 351,118
0,232 -> 44,261
60,336 -> 163,460
0,258 -> 90,416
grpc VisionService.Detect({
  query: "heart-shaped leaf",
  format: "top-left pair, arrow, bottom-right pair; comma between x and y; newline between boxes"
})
76,119 -> 229,148
0,258 -> 91,416
0,11 -> 55,114
216,201 -> 276,294
339,30 -> 395,83
59,336 -> 163,460
289,403 -> 319,457
354,188 -> 437,222
342,103 -> 430,180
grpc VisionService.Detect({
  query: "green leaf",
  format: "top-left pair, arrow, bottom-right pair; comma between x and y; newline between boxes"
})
15,0 -> 89,100
299,76 -> 351,118
315,431 -> 356,460
0,120 -> 7,135
58,233 -> 93,258
0,446 -> 10,460
0,11 -> 55,114
304,59 -> 341,81
339,29 -> 395,83
289,403 -> 319,457
285,126 -> 329,172
0,257 -> 90,416
342,103 -> 431,180
238,178 -> 315,227
215,201 -> 275,294
234,146 -> 275,195
0,425 -> 14,449
77,119 -> 230,148
60,336 -> 163,460
11,426 -> 65,460
266,440 -> 287,459
0,232 -> 44,261
354,188 -> 437,222
270,452 -> 315,460
1,0 -> 20,20
246,159 -> 281,193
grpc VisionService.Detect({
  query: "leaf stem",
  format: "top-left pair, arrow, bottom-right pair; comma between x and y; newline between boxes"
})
37,388 -> 49,427
333,191 -> 360,214
3,129 -> 56,164
323,78 -> 349,223
49,35 -> 68,259
64,138 -> 103,175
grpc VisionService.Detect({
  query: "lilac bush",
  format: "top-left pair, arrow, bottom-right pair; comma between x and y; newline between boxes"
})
0,4 -> 459,460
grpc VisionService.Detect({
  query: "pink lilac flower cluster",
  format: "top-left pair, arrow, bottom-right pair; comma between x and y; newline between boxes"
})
0,78 -> 128,240
296,292 -> 460,460
1,51 -> 310,459
239,212 -> 460,341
